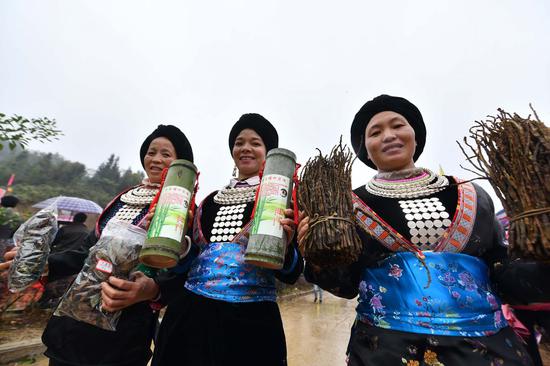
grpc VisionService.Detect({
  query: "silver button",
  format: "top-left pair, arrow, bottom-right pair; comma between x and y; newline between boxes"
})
416,221 -> 425,229
407,221 -> 416,229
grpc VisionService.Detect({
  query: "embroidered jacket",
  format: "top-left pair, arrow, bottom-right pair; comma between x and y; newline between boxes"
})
305,177 -> 550,335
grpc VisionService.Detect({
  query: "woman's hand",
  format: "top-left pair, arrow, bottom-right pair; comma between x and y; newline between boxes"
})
280,208 -> 297,246
0,247 -> 18,272
296,211 -> 310,255
100,272 -> 160,312
143,204 -> 156,230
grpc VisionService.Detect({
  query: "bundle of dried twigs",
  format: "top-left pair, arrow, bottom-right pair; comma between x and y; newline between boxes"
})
458,106 -> 550,260
298,140 -> 362,267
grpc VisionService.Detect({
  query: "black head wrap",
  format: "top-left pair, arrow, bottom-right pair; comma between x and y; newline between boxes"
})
350,94 -> 426,169
140,124 -> 194,167
228,113 -> 278,153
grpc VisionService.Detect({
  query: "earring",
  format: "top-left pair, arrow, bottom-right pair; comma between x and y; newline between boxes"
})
232,166 -> 237,177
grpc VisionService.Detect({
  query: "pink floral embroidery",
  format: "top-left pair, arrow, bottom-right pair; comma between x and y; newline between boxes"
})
370,294 -> 385,311
458,271 -> 478,291
388,264 -> 403,280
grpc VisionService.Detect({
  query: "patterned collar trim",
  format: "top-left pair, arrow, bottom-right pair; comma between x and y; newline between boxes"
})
229,175 -> 260,188
353,179 -> 477,254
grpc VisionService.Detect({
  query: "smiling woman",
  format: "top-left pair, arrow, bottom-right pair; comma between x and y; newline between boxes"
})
143,137 -> 178,183
298,94 -> 550,366
0,124 -> 196,366
151,113 -> 303,366
232,128 -> 266,179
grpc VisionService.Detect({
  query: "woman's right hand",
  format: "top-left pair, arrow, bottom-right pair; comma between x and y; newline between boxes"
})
143,203 -> 156,230
296,211 -> 310,255
0,247 -> 18,272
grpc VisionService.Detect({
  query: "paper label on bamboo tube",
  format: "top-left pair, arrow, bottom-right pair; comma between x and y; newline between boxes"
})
148,185 -> 191,242
251,174 -> 289,238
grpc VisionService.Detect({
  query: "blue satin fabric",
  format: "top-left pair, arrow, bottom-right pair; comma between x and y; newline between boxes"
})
356,252 -> 507,336
185,242 -> 276,303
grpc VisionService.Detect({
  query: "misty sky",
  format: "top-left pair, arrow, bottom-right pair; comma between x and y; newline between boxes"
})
1,0 -> 549,207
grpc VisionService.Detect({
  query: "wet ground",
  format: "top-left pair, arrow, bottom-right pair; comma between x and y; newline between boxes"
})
5,292 -> 550,365
281,292 -> 356,366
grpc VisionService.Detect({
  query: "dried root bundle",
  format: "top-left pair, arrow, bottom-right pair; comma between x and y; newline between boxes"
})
458,106 -> 550,260
298,140 -> 362,267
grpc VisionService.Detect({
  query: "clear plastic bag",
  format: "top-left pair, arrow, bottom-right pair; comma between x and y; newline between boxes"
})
8,205 -> 58,292
54,219 -> 146,331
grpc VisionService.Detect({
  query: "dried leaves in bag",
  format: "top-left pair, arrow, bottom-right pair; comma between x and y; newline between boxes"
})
8,207 -> 58,292
458,106 -> 550,260
298,140 -> 362,267
54,220 -> 146,331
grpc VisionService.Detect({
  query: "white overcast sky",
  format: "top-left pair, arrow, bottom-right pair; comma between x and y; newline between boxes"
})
1,0 -> 549,208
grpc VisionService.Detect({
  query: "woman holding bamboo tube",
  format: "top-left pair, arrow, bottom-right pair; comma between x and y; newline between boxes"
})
152,113 -> 302,366
1,125 -> 196,366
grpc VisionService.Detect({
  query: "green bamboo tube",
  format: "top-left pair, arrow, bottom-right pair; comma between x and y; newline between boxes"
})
140,159 -> 197,268
245,148 -> 296,269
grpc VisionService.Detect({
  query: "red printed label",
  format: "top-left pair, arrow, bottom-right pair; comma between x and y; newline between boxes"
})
95,259 -> 113,274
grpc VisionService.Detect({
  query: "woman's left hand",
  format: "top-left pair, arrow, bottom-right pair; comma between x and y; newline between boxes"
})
100,272 -> 159,312
281,208 -> 297,246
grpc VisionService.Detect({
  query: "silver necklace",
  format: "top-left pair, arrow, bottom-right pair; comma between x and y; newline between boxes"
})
120,186 -> 158,205
213,185 -> 257,205
366,168 -> 449,199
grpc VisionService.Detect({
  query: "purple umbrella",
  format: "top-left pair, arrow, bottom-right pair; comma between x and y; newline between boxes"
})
33,196 -> 103,214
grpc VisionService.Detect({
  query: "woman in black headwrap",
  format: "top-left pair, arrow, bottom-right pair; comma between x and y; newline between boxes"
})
152,113 -> 303,366
298,95 -> 550,365
2,125 -> 195,366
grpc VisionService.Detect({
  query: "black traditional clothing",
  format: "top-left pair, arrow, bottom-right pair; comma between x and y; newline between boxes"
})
42,185 -> 196,366
152,178 -> 303,366
305,174 -> 549,365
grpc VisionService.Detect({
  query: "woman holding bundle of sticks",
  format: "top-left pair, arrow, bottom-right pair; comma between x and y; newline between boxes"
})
298,94 -> 550,365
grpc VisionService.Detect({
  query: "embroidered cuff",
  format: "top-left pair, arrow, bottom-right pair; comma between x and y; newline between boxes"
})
279,247 -> 298,275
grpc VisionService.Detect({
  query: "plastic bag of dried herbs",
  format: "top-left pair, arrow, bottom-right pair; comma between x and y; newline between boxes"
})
8,204 -> 58,292
54,219 -> 146,331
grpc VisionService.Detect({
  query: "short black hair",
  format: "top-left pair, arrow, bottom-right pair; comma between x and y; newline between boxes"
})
73,212 -> 87,223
